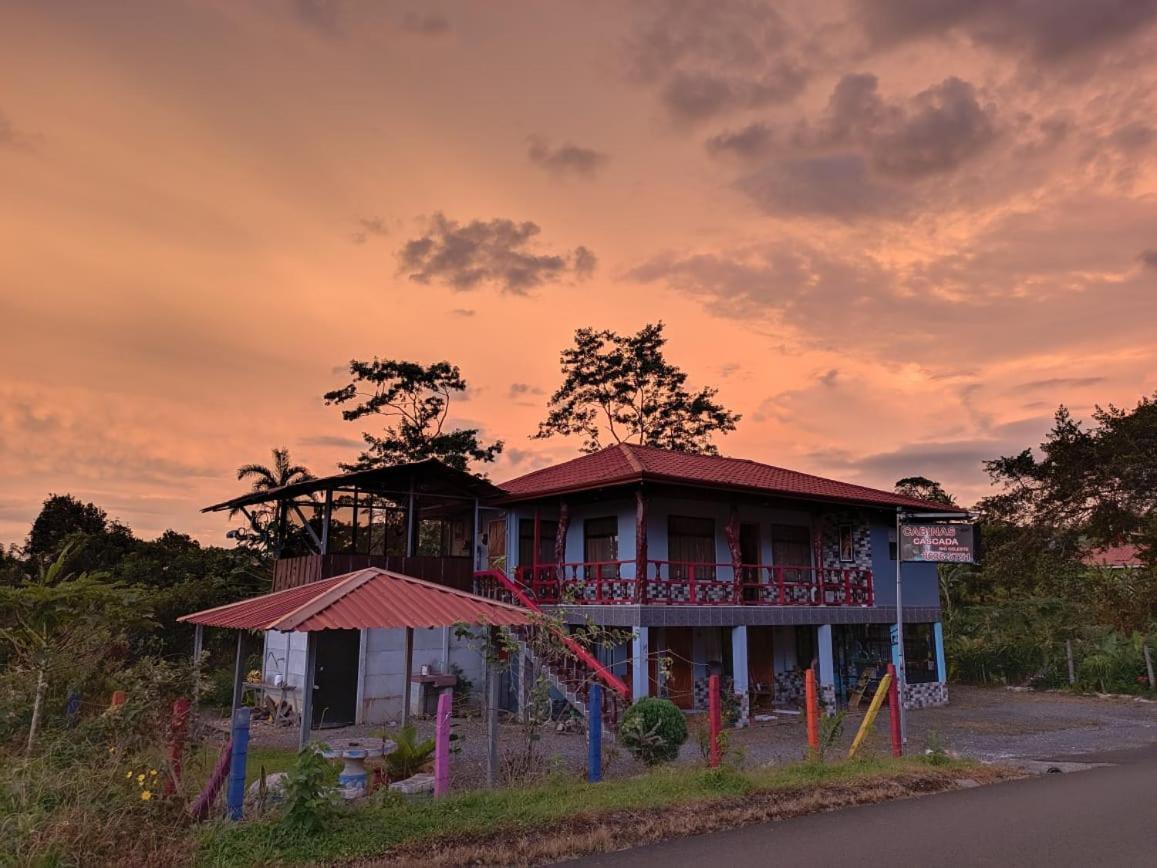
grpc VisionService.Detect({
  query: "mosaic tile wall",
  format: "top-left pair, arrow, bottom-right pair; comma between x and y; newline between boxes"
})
818,512 -> 873,571
774,670 -> 804,705
903,681 -> 949,710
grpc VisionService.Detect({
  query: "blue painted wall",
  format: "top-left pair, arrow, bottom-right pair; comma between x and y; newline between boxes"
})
508,499 -> 940,612
868,522 -> 940,608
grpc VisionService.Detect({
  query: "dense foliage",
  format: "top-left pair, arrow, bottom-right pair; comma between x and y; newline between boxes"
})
619,697 -> 688,765
907,394 -> 1157,693
324,358 -> 503,472
536,322 -> 741,454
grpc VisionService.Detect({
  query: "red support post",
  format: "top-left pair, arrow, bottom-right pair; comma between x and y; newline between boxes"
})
805,668 -> 820,755
110,690 -> 127,709
164,697 -> 191,796
708,674 -> 722,768
886,663 -> 903,757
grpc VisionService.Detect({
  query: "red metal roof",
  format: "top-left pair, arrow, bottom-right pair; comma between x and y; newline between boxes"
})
1082,544 -> 1143,568
177,568 -> 533,631
498,443 -> 964,512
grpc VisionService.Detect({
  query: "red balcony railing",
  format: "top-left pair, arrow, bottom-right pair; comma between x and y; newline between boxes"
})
512,561 -> 873,607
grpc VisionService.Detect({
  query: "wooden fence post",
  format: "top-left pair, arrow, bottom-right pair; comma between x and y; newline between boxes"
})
226,707 -> 251,821
434,690 -> 452,797
886,663 -> 902,757
588,684 -> 603,782
804,668 -> 819,756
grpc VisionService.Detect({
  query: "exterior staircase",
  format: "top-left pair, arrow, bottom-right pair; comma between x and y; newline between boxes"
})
474,568 -> 630,732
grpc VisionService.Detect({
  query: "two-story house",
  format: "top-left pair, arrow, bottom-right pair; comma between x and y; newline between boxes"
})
209,444 -> 958,728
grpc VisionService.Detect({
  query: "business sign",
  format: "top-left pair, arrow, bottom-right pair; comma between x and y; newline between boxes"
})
900,522 -> 977,563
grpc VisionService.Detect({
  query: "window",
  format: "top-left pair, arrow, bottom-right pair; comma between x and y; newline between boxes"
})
518,518 -> 558,567
770,524 -> 811,567
668,515 -> 715,579
904,624 -> 938,684
584,517 -> 619,578
838,524 -> 854,562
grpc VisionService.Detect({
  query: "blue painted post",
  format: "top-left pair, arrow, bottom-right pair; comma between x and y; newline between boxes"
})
226,706 -> 251,821
587,684 -> 602,783
933,622 -> 947,683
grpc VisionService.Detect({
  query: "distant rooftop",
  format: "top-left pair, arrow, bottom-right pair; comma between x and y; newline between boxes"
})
1082,543 -> 1144,568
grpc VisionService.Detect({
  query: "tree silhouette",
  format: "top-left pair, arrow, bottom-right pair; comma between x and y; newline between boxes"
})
536,322 -> 740,454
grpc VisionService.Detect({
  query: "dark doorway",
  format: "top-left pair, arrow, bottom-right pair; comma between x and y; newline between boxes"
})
739,523 -> 760,599
312,630 -> 360,728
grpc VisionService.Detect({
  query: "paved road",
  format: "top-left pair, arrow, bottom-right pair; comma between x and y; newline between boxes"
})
570,747 -> 1157,868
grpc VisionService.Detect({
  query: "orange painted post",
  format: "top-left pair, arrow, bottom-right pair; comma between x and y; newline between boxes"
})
804,668 -> 819,755
708,674 -> 721,768
886,663 -> 902,757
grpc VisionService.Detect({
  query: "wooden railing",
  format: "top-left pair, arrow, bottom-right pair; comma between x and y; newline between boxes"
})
271,554 -> 473,592
512,561 -> 874,607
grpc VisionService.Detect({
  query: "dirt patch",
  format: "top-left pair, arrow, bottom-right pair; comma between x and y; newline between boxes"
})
355,766 -> 1016,867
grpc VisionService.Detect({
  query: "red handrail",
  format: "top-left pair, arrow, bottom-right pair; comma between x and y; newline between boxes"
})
475,568 -> 631,701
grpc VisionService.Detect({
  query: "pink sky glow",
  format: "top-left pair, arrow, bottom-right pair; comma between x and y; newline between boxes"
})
2,1 -> 1156,545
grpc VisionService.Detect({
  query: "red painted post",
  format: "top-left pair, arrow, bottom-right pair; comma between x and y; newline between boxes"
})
164,697 -> 191,796
886,663 -> 902,757
110,690 -> 127,709
708,674 -> 721,768
805,668 -> 819,755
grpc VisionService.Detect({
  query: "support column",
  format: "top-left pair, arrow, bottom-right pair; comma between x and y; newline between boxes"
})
816,624 -> 836,715
401,626 -> 414,728
299,632 -> 317,750
631,627 -> 649,702
231,630 -> 246,711
730,625 -> 750,727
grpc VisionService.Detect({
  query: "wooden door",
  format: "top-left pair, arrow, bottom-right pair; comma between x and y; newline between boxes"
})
487,518 -> 506,570
664,627 -> 695,709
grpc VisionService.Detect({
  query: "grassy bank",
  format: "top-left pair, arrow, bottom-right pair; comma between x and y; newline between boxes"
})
199,755 -> 1001,866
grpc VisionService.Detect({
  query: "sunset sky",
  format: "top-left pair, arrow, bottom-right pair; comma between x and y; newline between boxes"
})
2,0 -> 1157,546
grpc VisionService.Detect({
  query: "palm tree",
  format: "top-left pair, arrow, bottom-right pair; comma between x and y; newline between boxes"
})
236,447 -> 314,493
231,448 -> 315,555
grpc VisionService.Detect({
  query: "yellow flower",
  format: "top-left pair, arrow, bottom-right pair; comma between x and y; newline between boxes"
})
137,773 -> 146,784
149,769 -> 157,776
126,771 -> 133,779
140,790 -> 152,801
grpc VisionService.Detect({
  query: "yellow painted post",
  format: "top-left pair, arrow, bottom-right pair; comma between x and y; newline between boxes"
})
848,672 -> 893,759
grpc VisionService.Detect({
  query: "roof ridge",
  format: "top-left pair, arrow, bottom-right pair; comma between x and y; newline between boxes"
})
618,442 -> 646,473
270,568 -> 381,631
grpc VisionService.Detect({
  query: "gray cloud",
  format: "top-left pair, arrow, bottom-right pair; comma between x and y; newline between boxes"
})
1011,377 -> 1107,393
1140,249 -> 1157,269
451,308 -> 476,317
350,216 -> 388,245
526,137 -> 609,178
739,153 -> 907,219
797,74 -> 999,180
860,0 -> 1157,64
0,110 -> 39,152
705,122 -> 775,160
400,11 -> 450,36
398,213 -> 596,294
627,1 -> 808,123
508,383 -> 545,400
292,0 -> 341,34
298,434 -> 364,449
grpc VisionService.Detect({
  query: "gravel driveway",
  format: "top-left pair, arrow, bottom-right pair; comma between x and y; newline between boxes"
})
232,685 -> 1157,788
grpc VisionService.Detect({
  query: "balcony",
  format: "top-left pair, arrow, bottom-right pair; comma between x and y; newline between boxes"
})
510,561 -> 874,607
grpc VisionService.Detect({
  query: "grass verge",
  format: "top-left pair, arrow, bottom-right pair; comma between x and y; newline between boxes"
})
198,756 -> 1009,866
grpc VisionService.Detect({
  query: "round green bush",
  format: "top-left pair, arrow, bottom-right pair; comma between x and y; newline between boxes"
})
618,697 -> 688,765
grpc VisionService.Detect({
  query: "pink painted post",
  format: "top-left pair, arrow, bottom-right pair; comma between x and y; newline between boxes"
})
434,689 -> 452,797
708,674 -> 721,768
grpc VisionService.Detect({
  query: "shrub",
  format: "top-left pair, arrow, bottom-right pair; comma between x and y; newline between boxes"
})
280,744 -> 339,837
618,698 -> 687,766
383,725 -> 435,780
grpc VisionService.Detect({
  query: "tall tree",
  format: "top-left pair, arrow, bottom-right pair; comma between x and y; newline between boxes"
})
324,359 -> 503,472
535,322 -> 740,454
894,476 -> 957,506
25,494 -> 109,561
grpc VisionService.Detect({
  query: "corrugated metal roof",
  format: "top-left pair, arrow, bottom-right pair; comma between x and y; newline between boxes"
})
498,442 -> 965,512
177,568 -> 533,631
